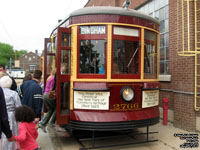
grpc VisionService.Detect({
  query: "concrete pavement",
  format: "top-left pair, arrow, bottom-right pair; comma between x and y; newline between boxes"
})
37,128 -> 54,150
1,121 -> 199,150
0,128 -> 53,150
46,121 -> 200,150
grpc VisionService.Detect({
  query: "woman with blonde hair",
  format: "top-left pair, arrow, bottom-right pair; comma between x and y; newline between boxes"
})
40,68 -> 56,133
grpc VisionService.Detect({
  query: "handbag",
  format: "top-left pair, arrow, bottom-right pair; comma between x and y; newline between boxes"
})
49,90 -> 56,99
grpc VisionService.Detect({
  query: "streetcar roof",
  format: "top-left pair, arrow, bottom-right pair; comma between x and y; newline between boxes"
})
71,7 -> 159,25
51,6 -> 159,36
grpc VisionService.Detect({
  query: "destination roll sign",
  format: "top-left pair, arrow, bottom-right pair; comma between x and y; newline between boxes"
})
80,26 -> 106,34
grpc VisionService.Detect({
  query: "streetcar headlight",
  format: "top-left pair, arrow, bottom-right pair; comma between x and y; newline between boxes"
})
120,86 -> 134,102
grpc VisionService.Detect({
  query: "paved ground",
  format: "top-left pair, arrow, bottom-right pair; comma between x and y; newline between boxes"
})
44,121 -> 199,150
0,128 -> 54,150
37,127 -> 54,150
0,121 -> 199,150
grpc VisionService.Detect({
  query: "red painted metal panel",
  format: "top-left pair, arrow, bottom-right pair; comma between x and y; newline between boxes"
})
71,82 -> 159,123
70,107 -> 159,122
74,82 -> 109,90
70,15 -> 159,31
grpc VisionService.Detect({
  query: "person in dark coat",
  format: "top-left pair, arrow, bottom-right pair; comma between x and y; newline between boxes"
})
0,64 -> 17,91
20,70 -> 43,120
0,87 -> 14,141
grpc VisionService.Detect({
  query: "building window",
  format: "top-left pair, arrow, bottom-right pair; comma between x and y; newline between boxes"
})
29,65 -> 36,71
29,57 -> 32,61
137,0 -> 169,75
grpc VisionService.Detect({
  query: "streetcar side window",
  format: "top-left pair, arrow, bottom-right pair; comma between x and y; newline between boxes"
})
144,30 -> 157,79
47,42 -> 52,53
61,33 -> 71,47
47,55 -> 55,75
60,82 -> 70,115
112,26 -> 140,77
61,50 -> 70,74
113,40 -> 139,74
79,40 -> 106,74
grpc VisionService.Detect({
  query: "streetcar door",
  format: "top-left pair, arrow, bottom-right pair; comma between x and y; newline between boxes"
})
43,38 -> 56,113
44,38 -> 56,88
56,27 -> 71,124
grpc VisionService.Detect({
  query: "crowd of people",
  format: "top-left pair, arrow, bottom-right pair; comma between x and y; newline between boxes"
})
0,64 -> 60,150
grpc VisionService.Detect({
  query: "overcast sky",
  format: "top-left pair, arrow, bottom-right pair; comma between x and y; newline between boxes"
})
0,0 -> 88,53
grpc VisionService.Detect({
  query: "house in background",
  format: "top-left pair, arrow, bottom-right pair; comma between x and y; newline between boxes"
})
19,50 -> 41,73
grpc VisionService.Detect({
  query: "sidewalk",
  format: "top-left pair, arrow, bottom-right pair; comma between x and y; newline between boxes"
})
139,121 -> 199,150
37,128 -> 54,150
51,121 -> 200,150
0,127 -> 54,150
1,121 -> 199,150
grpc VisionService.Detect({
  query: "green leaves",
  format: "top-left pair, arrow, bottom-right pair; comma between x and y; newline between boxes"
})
0,42 -> 14,66
0,42 -> 28,66
17,50 -> 28,58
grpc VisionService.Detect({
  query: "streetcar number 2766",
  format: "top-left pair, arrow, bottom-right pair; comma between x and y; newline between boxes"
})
112,103 -> 139,111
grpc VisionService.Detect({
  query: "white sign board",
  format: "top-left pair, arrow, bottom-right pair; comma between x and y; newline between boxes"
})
114,27 -> 139,37
80,26 -> 106,34
74,91 -> 110,110
142,90 -> 159,108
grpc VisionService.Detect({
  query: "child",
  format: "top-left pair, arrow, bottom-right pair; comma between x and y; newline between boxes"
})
11,105 -> 39,150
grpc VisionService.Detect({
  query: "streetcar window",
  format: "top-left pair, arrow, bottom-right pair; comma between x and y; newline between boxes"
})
47,42 -> 52,53
113,40 -> 139,74
79,40 -> 106,74
61,33 -> 71,47
60,82 -> 70,115
52,37 -> 57,53
144,30 -> 157,79
61,50 -> 70,74
47,55 -> 55,75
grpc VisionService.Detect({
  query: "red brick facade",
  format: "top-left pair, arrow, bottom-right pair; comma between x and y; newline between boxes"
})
167,0 -> 197,131
19,51 -> 41,73
85,0 -> 199,131
85,0 -> 149,9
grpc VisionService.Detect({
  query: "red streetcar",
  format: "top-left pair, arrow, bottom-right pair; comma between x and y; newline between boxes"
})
43,6 -> 160,134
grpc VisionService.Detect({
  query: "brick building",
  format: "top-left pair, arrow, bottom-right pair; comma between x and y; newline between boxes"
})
85,0 -> 200,131
19,50 -> 41,73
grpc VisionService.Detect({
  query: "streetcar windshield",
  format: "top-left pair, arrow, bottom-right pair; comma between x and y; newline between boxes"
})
79,40 -> 106,74
113,40 -> 139,74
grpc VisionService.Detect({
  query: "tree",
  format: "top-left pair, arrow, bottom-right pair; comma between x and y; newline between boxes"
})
17,50 -> 28,58
0,42 -> 15,66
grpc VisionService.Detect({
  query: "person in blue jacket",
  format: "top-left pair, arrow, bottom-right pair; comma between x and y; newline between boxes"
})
20,70 -> 43,120
0,87 -> 14,141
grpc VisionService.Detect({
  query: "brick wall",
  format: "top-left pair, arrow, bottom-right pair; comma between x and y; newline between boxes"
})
85,0 -> 149,9
19,52 -> 40,73
167,0 -> 197,131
